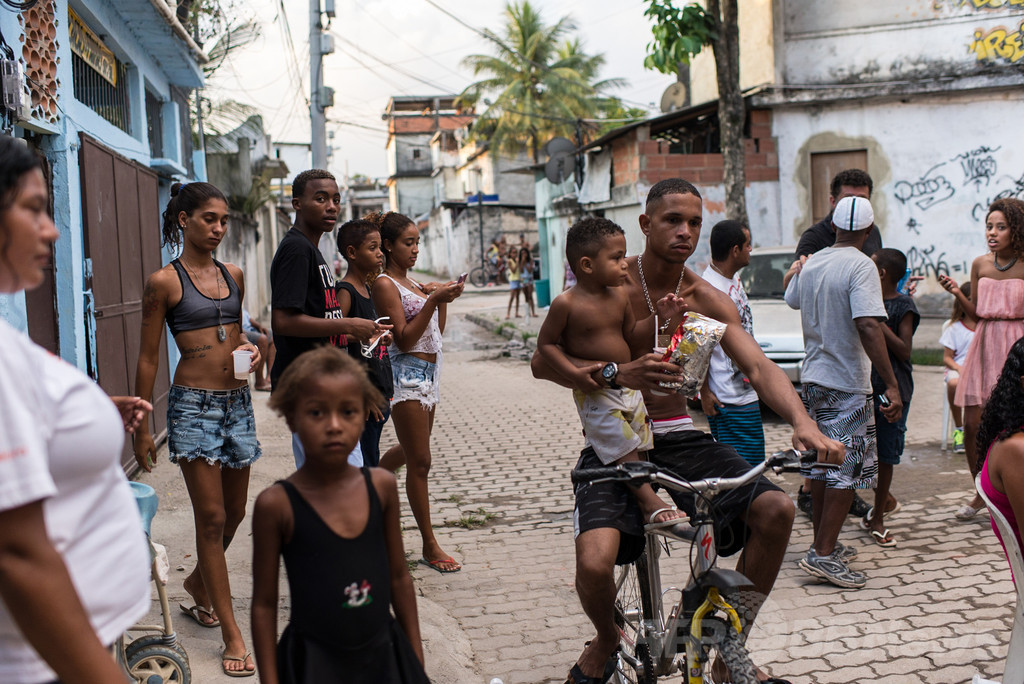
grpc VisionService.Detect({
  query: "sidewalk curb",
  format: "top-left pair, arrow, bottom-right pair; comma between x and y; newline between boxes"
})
465,312 -> 539,355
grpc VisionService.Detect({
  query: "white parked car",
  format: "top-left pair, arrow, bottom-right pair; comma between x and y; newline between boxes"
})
737,246 -> 805,383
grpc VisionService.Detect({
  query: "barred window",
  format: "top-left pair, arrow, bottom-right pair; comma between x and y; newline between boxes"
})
72,52 -> 131,133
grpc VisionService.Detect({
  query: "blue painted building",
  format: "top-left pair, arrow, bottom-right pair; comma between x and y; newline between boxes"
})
0,0 -> 206,465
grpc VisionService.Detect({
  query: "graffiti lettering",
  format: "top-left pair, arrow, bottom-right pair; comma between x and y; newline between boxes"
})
907,244 -> 953,279
894,174 -> 955,210
906,218 -> 921,235
971,171 -> 1024,219
970,22 -> 1024,64
948,0 -> 1024,9
953,145 -> 1001,188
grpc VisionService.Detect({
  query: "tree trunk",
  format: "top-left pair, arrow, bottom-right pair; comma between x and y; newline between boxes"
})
708,0 -> 748,226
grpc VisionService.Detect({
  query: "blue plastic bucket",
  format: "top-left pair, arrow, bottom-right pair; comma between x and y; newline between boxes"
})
130,481 -> 158,536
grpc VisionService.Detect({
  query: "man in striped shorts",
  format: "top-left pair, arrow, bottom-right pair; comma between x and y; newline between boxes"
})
784,196 -> 903,589
700,219 -> 765,465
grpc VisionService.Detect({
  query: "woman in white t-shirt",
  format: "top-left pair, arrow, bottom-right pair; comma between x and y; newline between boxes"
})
0,135 -> 152,683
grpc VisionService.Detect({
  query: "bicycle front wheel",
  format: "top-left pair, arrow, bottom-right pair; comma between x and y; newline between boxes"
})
469,267 -> 487,287
613,557 -> 657,684
697,616 -> 756,684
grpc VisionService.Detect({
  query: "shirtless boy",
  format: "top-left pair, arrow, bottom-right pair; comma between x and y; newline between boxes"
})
537,218 -> 686,641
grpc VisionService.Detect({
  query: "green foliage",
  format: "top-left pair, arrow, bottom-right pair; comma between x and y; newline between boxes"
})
456,1 -> 629,160
642,0 -> 718,75
445,508 -> 498,529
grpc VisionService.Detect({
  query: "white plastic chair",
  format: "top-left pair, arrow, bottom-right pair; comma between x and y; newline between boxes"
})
976,474 -> 1024,684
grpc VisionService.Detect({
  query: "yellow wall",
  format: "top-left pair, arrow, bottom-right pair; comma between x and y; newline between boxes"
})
689,0 -> 775,106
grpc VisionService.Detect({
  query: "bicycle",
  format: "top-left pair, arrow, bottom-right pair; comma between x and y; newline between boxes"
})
469,259 -> 503,287
571,448 -> 819,684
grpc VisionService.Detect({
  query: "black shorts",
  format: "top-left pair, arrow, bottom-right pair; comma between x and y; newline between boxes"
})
573,430 -> 782,564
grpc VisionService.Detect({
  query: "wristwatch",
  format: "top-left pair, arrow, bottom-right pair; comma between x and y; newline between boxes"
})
601,362 -> 620,389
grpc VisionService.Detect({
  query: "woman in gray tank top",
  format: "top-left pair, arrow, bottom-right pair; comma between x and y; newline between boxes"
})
133,181 -> 261,677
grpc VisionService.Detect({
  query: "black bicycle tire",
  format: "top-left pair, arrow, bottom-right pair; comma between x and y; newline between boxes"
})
469,267 -> 486,287
704,620 -> 757,684
613,553 -> 658,684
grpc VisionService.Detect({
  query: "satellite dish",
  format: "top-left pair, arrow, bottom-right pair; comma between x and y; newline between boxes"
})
544,154 -> 576,184
660,82 -> 688,113
544,136 -> 576,158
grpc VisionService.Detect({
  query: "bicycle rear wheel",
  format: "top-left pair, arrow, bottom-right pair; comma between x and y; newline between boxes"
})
612,554 -> 657,684
469,267 -> 487,287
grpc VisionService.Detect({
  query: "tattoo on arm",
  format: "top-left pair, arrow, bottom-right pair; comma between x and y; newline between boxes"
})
141,283 -> 160,320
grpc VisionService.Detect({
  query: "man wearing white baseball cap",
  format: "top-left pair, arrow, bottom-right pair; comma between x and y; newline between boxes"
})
784,195 -> 904,588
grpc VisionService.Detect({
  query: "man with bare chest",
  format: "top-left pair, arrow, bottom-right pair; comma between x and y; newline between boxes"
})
533,179 -> 844,684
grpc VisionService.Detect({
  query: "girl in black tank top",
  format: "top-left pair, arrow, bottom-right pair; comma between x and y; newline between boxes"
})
252,347 -> 427,684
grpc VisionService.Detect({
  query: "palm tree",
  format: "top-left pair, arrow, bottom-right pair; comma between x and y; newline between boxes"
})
456,2 -> 628,161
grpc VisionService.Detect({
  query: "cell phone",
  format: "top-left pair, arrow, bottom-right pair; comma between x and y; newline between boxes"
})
877,394 -> 891,407
457,272 -> 468,285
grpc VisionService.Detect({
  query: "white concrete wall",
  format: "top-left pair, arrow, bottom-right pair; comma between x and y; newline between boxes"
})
781,0 -> 1022,85
773,91 -> 1023,303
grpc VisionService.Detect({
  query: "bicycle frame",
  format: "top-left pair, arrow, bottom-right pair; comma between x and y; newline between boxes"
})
584,449 -> 814,683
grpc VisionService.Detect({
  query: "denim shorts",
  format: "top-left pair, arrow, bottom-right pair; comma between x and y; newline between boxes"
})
167,385 -> 261,468
390,352 -> 441,408
874,398 -> 910,465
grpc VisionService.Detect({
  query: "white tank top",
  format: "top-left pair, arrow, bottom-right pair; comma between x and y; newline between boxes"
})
378,274 -> 442,355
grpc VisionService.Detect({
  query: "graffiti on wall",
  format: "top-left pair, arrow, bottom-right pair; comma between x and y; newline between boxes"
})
893,164 -> 955,210
893,143 -> 1022,280
969,22 -> 1024,63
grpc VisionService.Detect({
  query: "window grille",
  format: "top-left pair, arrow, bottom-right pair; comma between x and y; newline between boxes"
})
72,52 -> 130,133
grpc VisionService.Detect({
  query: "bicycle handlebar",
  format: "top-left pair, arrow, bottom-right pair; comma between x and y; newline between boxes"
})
571,449 -> 830,495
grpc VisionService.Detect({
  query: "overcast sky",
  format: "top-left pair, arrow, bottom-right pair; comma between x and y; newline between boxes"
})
205,0 -> 675,179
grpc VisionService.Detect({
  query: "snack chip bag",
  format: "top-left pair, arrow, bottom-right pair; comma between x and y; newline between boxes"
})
658,312 -> 727,396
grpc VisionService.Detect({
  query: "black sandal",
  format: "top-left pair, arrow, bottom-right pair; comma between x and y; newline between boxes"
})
565,650 -> 617,684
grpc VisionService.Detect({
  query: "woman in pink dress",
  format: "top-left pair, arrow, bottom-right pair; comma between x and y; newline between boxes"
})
940,198 -> 1024,519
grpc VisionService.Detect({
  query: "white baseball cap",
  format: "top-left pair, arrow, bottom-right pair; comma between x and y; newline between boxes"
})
832,196 -> 874,231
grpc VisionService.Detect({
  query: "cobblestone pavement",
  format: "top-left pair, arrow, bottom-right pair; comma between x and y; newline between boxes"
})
139,287 -> 1016,683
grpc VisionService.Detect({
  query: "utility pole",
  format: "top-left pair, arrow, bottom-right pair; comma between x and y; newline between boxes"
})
309,0 -> 334,169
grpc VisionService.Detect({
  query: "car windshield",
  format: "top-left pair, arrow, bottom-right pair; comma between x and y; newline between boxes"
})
738,253 -> 792,299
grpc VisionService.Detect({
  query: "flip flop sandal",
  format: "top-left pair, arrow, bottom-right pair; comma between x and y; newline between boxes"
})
955,504 -> 984,521
644,506 -> 690,541
222,650 -> 255,678
565,648 -> 618,684
418,556 -> 462,573
869,529 -> 897,548
178,603 -> 220,628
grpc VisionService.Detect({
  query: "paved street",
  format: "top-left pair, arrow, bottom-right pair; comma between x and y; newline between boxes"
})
138,287 -> 1016,683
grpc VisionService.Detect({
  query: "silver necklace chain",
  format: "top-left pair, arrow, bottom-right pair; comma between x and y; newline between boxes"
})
637,252 -> 685,332
181,257 -> 227,342
994,252 -> 1018,272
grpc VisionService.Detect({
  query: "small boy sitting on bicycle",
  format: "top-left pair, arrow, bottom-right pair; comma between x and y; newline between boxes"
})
538,217 -> 686,533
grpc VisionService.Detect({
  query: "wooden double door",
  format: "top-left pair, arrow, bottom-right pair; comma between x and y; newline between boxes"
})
79,134 -> 170,471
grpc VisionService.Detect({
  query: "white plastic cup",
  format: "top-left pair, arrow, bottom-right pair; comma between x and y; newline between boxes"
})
232,350 -> 253,380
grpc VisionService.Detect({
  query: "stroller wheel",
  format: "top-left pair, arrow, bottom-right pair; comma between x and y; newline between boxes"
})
125,635 -> 188,661
126,643 -> 191,683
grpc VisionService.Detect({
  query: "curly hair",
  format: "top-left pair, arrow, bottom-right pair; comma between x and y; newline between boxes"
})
160,182 -> 227,250
976,335 -> 1024,467
269,346 -> 385,427
830,169 -> 874,199
336,218 -> 380,259
565,217 -> 623,276
372,211 -> 415,267
988,198 -> 1024,259
291,169 -> 336,201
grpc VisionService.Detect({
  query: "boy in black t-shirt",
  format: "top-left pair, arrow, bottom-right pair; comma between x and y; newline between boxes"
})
270,169 -> 390,466
864,248 -> 919,548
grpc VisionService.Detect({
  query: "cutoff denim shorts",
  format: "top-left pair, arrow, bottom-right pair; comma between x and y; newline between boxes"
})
167,385 -> 261,468
390,352 -> 441,408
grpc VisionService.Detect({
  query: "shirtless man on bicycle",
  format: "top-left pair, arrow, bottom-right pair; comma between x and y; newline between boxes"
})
532,178 -> 844,684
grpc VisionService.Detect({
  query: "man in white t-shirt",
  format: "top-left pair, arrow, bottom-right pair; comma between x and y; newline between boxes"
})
785,196 -> 902,589
700,220 -> 765,465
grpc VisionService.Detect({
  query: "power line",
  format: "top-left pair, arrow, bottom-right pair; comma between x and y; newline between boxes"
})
352,5 -> 469,83
326,118 -> 389,134
328,30 -> 456,93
